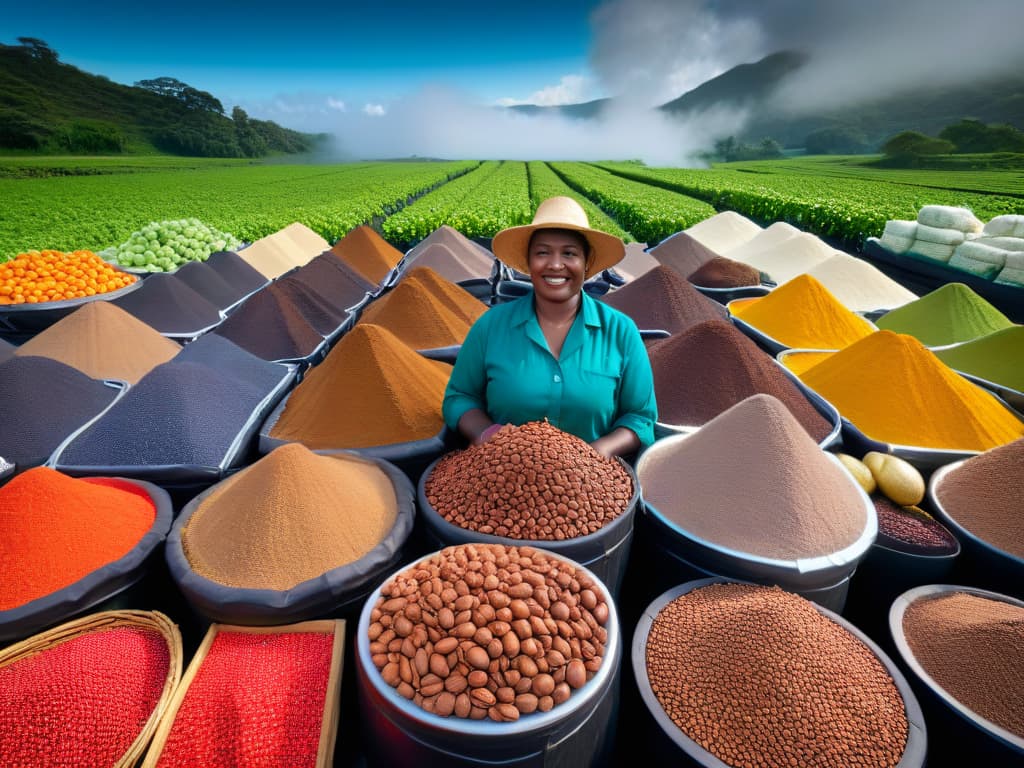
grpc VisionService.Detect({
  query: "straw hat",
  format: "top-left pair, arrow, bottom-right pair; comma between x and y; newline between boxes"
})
492,196 -> 625,279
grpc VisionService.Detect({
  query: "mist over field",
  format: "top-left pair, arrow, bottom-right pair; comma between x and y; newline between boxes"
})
316,0 -> 1024,164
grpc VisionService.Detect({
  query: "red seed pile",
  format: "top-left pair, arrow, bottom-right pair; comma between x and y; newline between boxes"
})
155,630 -> 334,767
368,543 -> 610,721
0,627 -> 170,767
873,495 -> 959,555
902,591 -> 1024,739
424,421 -> 634,541
646,583 -> 908,768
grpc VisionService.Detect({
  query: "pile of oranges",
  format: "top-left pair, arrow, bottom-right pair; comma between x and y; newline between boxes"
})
0,250 -> 137,305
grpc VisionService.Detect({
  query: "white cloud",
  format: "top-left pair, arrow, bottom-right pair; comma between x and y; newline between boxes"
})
363,103 -> 386,116
326,97 -> 346,111
590,0 -> 762,106
496,74 -> 593,107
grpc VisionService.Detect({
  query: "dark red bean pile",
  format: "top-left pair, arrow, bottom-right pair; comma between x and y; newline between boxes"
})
368,543 -> 610,721
873,495 -> 959,555
424,421 -> 633,541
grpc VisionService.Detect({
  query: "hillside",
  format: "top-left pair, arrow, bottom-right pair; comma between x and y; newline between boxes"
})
509,49 -> 1024,150
0,40 -> 323,157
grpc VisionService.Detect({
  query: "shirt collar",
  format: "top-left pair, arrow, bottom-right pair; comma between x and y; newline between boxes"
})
511,292 -> 603,359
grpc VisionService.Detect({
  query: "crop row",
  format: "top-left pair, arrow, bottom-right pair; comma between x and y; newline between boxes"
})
525,163 -> 633,242
596,161 -> 1024,250
720,156 -> 1024,198
0,161 -> 478,260
382,161 -> 532,248
548,163 -> 716,245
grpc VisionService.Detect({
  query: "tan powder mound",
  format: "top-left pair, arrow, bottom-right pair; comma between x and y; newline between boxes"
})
405,241 -> 494,283
269,323 -> 452,448
737,232 -> 834,283
613,242 -> 658,282
684,211 -> 763,255
357,276 -> 475,349
239,222 -> 328,279
638,393 -> 867,560
722,221 -> 803,263
182,443 -> 398,591
804,254 -> 918,312
331,225 -> 404,285
14,301 -> 181,384
398,266 -> 487,326
406,224 -> 495,263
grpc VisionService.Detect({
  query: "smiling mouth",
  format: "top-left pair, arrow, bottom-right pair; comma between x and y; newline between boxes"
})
542,277 -> 568,285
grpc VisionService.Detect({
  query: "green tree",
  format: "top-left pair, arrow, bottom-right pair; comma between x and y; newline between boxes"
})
882,130 -> 954,157
232,106 -> 268,157
804,126 -> 870,155
16,37 -> 58,64
135,77 -> 224,114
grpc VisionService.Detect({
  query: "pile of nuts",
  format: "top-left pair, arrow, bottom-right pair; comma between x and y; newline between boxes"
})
646,583 -> 908,768
367,543 -> 610,721
423,421 -> 634,541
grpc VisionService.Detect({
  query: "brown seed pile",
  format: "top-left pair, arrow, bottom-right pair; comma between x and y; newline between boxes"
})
646,583 -> 908,768
368,543 -> 609,721
902,591 -> 1024,738
423,421 -> 634,541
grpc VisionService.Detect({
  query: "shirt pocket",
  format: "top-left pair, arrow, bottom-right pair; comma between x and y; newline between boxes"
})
577,367 -> 620,407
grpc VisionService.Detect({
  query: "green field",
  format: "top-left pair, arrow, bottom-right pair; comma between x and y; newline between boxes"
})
4,155 -> 1024,261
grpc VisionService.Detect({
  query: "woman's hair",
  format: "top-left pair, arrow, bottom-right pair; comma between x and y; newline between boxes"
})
527,228 -> 591,258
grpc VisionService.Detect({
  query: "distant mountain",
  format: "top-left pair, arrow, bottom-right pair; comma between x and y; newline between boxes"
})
0,40 -> 323,157
505,49 -> 1024,150
507,99 -> 611,120
657,50 -> 809,115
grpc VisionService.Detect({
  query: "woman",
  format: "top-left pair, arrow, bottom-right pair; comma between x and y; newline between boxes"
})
443,196 -> 657,458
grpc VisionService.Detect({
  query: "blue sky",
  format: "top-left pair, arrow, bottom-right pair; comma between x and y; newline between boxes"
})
7,1 -> 603,117
7,0 -> 1023,161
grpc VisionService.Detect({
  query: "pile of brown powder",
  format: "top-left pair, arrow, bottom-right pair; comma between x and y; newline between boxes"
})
935,437 -> 1024,558
646,583 -> 908,767
647,319 -> 833,441
398,266 -> 487,326
330,225 -> 404,285
647,232 -> 719,278
356,272 -> 481,349
600,265 -> 726,334
637,393 -> 866,560
269,324 -> 451,448
14,301 -> 180,384
181,443 -> 399,591
902,591 -> 1024,738
686,256 -> 762,288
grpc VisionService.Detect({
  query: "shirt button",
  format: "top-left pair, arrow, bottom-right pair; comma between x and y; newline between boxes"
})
553,375 -> 561,383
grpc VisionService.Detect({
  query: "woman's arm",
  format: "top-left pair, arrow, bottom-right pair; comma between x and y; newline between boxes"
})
456,408 -> 501,445
590,426 -> 641,458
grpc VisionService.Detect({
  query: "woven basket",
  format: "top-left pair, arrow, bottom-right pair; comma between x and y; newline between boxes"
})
141,619 -> 345,768
0,609 -> 183,768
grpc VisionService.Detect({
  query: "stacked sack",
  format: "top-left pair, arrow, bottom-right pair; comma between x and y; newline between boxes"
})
878,219 -> 917,254
908,205 -> 983,263
953,214 -> 1024,286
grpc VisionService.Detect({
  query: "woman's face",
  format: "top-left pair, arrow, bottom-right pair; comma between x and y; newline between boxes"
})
527,229 -> 588,305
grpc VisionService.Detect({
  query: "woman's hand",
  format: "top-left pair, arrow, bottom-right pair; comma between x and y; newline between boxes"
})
590,427 -> 641,459
476,422 -> 508,445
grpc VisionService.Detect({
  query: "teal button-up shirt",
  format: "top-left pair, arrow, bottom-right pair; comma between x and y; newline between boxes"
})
443,293 -> 657,446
